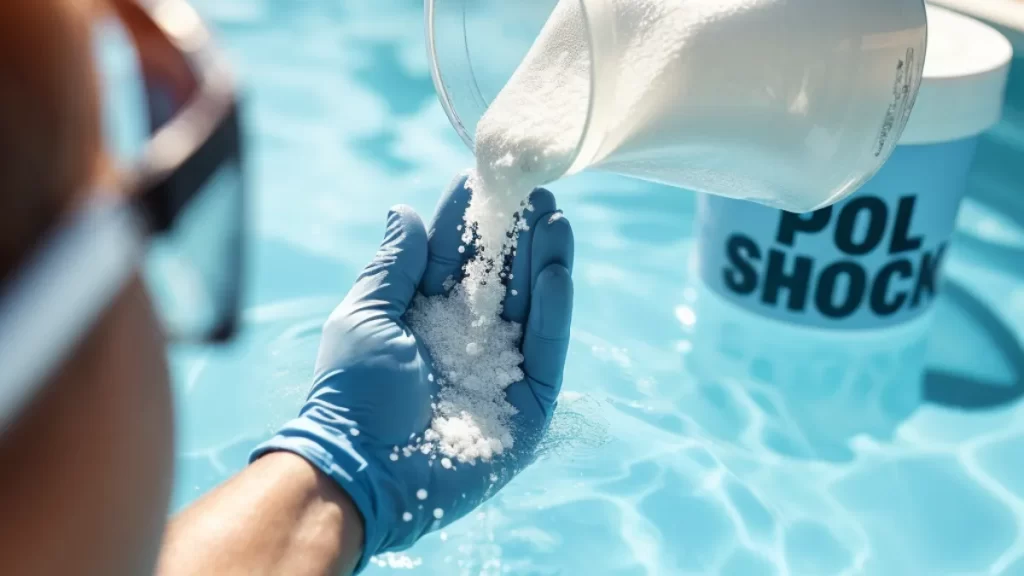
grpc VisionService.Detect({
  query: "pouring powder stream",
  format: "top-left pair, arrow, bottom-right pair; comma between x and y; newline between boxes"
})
404,0 -> 591,464
407,0 -> 783,463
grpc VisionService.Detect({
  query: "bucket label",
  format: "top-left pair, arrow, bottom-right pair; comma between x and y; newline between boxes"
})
722,196 -> 944,320
697,138 -> 978,329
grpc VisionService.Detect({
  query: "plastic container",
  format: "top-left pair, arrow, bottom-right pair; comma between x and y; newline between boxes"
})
426,0 -> 928,212
695,5 -> 1013,330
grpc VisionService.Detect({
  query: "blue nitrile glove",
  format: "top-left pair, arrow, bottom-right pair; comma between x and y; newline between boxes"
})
250,174 -> 574,572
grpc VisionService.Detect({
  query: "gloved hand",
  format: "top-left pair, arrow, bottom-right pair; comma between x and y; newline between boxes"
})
251,174 -> 574,572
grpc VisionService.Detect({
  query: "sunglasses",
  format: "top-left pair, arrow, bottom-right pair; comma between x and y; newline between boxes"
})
0,0 -> 245,432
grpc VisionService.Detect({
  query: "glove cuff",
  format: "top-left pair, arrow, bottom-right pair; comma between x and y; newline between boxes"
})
249,420 -> 386,574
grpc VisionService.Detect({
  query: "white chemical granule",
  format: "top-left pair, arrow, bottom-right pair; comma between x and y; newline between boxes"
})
403,512 -> 413,522
416,489 -> 429,501
433,508 -> 445,520
389,453 -> 399,462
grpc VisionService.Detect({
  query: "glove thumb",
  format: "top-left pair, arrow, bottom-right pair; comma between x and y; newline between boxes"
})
349,205 -> 428,318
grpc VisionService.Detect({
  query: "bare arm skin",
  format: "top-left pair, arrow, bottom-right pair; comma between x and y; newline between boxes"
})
157,452 -> 365,576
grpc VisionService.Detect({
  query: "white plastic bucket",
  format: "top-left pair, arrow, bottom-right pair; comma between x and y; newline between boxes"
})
695,5 -> 1013,330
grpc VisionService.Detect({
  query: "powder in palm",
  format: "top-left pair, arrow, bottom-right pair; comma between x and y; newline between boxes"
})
406,284 -> 523,462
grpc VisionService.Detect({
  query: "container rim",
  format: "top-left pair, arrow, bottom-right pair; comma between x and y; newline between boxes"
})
424,0 -> 598,173
900,4 -> 1012,145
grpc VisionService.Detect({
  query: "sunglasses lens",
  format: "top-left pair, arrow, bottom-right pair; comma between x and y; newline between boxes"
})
145,76 -> 186,134
96,4 -> 244,343
144,156 -> 244,342
96,17 -> 146,163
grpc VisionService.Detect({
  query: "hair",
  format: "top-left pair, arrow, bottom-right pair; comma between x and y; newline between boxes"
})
0,0 -> 102,279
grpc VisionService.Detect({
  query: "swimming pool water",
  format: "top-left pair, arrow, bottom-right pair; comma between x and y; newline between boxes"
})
119,1 -> 1024,574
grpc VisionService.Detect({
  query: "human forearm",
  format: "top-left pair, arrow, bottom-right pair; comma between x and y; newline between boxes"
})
156,451 -> 364,576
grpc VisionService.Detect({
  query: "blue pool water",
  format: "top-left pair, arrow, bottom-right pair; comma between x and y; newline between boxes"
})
106,1 -> 1024,574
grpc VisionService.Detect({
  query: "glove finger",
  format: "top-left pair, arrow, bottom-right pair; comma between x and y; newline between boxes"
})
502,188 -> 558,324
531,212 -> 575,290
520,264 -> 573,420
422,173 -> 475,296
347,205 -> 428,318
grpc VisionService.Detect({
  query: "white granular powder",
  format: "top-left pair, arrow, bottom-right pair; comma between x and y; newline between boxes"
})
404,1 -> 588,465
464,0 -> 811,245
456,0 -> 594,323
461,0 -> 925,212
410,0 -> 820,465
406,284 -> 523,463
403,0 -> 590,465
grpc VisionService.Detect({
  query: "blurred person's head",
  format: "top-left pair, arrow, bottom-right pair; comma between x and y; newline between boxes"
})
0,1 -> 174,574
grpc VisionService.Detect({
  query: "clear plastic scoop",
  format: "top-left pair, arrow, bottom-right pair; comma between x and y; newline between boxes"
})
427,0 -> 928,212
